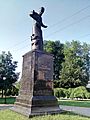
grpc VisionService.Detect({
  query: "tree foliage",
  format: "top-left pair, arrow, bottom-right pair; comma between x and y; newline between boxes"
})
0,51 -> 19,97
60,40 -> 90,88
44,40 -> 90,88
44,40 -> 64,80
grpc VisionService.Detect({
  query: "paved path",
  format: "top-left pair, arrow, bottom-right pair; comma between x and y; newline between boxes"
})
60,105 -> 90,117
0,104 -> 13,110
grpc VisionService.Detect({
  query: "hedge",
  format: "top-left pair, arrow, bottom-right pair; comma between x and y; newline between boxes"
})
54,86 -> 90,99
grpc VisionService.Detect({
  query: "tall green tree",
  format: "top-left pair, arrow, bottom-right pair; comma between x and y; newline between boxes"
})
82,43 -> 90,83
44,40 -> 64,82
0,51 -> 19,97
60,40 -> 90,88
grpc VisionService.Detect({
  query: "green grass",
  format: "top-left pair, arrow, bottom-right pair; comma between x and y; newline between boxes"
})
58,100 -> 90,107
0,110 -> 89,120
0,97 -> 16,104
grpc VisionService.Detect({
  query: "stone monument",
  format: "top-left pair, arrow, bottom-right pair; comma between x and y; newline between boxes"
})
11,7 -> 60,117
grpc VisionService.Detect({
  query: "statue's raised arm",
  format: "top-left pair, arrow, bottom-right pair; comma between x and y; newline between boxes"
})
29,7 -> 47,51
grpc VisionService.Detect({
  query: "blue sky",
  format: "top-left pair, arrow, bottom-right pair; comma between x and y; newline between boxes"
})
0,0 -> 90,76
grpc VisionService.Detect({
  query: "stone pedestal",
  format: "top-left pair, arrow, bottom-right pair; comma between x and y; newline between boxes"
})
11,50 -> 60,117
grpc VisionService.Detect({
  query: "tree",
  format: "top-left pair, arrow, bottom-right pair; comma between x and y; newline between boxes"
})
44,40 -> 64,82
0,51 -> 19,98
82,43 -> 90,85
60,40 -> 90,88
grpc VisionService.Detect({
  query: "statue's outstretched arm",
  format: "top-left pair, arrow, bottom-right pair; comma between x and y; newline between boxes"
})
41,23 -> 47,28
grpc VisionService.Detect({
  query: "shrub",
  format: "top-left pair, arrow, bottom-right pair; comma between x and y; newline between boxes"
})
59,88 -> 66,98
70,86 -> 87,99
85,92 -> 90,99
54,88 -> 66,98
54,86 -> 90,99
54,88 -> 60,98
63,88 -> 74,98
54,88 -> 74,99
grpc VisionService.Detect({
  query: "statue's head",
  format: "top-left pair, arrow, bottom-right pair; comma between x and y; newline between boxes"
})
29,7 -> 45,20
29,10 -> 39,22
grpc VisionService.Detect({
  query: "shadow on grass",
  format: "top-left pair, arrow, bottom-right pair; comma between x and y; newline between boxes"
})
29,110 -> 90,119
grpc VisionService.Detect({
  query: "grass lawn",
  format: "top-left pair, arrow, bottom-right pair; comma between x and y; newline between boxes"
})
0,97 -> 16,104
0,110 -> 89,120
58,100 -> 90,107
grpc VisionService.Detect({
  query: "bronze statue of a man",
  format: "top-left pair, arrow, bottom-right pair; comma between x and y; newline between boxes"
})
29,7 -> 47,51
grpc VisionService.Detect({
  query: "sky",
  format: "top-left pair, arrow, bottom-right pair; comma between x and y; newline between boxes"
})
0,0 -> 90,79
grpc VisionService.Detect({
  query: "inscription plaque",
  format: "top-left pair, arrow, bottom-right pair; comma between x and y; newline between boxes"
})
33,51 -> 54,96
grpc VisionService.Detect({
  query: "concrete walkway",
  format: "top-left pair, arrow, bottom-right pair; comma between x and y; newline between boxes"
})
0,104 -> 13,110
60,105 -> 90,117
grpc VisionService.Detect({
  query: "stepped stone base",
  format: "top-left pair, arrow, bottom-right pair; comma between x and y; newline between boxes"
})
11,105 -> 61,117
11,50 -> 60,117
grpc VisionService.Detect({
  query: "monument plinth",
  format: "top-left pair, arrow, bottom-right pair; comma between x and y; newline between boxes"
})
11,7 -> 60,117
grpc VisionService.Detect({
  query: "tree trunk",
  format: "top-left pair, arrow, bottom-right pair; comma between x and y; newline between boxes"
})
4,89 -> 7,104
1,89 -> 3,98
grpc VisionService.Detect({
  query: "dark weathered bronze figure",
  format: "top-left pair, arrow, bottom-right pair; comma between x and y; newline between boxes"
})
29,7 -> 47,50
